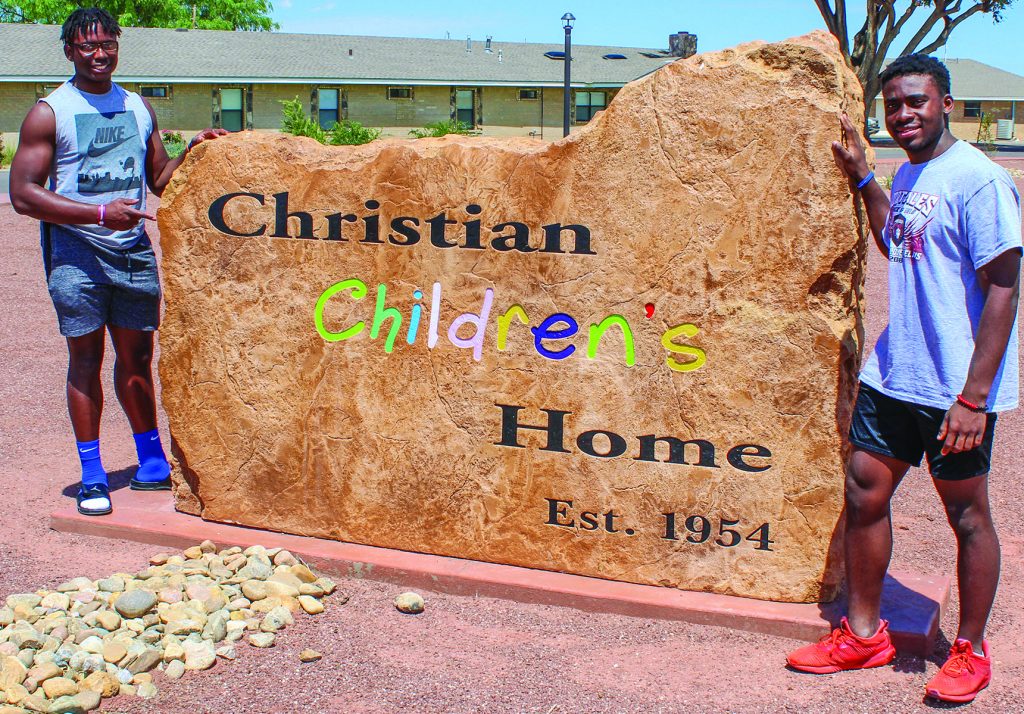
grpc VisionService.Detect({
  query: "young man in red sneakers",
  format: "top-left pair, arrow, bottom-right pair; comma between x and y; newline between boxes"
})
786,54 -> 1021,704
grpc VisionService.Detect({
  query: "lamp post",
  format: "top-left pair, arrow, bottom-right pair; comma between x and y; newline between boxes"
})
562,12 -> 575,137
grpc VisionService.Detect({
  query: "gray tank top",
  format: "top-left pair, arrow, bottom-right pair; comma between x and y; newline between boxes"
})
41,80 -> 152,249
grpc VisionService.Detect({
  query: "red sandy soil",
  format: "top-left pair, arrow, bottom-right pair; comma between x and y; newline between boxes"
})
1,167 -> 1024,713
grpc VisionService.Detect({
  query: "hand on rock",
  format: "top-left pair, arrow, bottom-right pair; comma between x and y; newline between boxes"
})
188,128 -> 230,152
832,113 -> 871,189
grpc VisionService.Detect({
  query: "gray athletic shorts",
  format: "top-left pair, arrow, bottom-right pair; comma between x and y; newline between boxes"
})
41,223 -> 161,338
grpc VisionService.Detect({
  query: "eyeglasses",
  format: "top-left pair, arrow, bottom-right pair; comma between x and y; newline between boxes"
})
68,41 -> 119,56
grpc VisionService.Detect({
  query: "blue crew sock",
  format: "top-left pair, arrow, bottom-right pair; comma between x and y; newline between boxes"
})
133,429 -> 171,483
77,439 -> 108,488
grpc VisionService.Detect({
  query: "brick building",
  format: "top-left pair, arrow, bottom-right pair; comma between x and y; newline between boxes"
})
3,24 -> 1020,147
0,24 -> 697,146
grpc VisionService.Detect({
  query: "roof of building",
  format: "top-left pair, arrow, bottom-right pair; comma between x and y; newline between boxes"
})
910,58 -> 1024,100
5,24 -> 1022,97
0,24 -> 679,87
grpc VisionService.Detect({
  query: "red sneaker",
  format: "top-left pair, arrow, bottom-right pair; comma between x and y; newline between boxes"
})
786,617 -> 896,674
925,639 -> 992,703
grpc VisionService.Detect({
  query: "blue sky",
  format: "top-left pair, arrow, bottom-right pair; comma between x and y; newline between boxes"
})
271,0 -> 1024,77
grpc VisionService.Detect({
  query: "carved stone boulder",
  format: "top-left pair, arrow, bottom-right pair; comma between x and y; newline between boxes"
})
158,31 -> 866,603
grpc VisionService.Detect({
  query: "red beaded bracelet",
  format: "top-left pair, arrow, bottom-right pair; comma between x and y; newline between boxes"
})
956,394 -> 986,413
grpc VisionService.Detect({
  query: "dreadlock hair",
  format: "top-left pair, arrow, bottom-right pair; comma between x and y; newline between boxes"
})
60,7 -> 121,45
880,54 -> 952,97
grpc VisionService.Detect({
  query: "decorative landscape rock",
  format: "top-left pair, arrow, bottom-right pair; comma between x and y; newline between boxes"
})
113,591 -> 157,619
159,31 -> 866,603
394,592 -> 425,615
182,640 -> 216,671
299,649 -> 322,663
80,671 -> 119,699
0,544 -> 339,709
298,596 -> 324,615
248,633 -> 275,649
41,676 -> 77,699
164,660 -> 186,680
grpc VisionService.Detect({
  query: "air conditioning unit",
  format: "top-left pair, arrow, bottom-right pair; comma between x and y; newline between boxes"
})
996,119 -> 1015,140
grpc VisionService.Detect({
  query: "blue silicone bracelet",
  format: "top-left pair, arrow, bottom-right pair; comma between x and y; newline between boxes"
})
856,171 -> 875,190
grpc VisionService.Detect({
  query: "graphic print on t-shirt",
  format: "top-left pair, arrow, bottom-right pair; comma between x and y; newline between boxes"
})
75,111 -> 144,194
886,189 -> 938,263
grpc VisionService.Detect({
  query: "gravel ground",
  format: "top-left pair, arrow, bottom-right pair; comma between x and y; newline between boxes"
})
2,168 -> 1024,713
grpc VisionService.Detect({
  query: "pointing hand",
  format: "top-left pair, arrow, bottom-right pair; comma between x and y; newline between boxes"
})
101,198 -> 155,230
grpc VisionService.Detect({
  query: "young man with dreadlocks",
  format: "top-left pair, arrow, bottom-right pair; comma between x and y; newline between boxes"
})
10,8 -> 226,516
785,54 -> 1021,703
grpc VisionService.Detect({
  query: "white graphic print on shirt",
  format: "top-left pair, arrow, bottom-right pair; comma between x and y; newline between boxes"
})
886,189 -> 938,263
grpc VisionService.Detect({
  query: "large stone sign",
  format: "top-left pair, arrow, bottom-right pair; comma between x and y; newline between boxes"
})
158,31 -> 867,603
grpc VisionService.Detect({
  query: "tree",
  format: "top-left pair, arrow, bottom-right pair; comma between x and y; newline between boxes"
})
815,1 -> 1014,123
0,1 -> 278,31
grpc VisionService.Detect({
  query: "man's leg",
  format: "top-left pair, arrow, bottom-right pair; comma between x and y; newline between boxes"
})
924,474 -> 998,702
108,324 -> 171,487
66,327 -> 106,440
107,325 -> 157,433
787,384 -> 918,673
786,445 -> 909,673
67,327 -> 112,514
933,475 -> 1000,651
845,447 -> 912,637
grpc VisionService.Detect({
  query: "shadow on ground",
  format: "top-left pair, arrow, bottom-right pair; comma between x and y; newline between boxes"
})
60,466 -> 136,498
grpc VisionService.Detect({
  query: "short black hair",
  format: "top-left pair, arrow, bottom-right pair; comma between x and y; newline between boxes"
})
880,54 -> 951,96
60,7 -> 121,44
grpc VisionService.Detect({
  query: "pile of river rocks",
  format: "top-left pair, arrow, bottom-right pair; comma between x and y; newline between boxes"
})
0,541 -> 340,713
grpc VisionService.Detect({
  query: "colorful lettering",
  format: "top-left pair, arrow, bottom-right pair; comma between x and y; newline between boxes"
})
586,315 -> 635,366
314,279 -> 367,342
662,323 -> 706,372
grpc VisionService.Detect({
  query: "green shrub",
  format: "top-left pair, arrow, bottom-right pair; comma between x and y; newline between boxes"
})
161,129 -> 186,158
977,112 -> 996,155
326,120 -> 382,146
876,167 -> 896,190
280,98 -> 381,146
0,135 -> 13,168
409,119 -> 475,139
280,97 -> 326,143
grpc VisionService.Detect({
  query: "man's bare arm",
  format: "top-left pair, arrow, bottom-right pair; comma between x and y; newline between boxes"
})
938,248 -> 1022,454
831,113 -> 890,257
11,102 -> 154,229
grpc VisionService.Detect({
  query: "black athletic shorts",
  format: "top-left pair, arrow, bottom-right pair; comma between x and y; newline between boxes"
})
848,382 -> 997,481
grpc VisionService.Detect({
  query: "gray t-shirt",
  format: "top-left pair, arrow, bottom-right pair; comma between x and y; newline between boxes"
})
40,80 -> 152,249
861,141 -> 1022,412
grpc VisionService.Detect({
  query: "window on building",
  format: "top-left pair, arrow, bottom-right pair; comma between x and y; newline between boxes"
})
456,89 -> 476,126
388,86 -> 413,100
220,88 -> 244,132
518,89 -> 540,101
141,85 -> 170,99
575,91 -> 606,123
963,100 -> 982,118
319,88 -> 339,128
